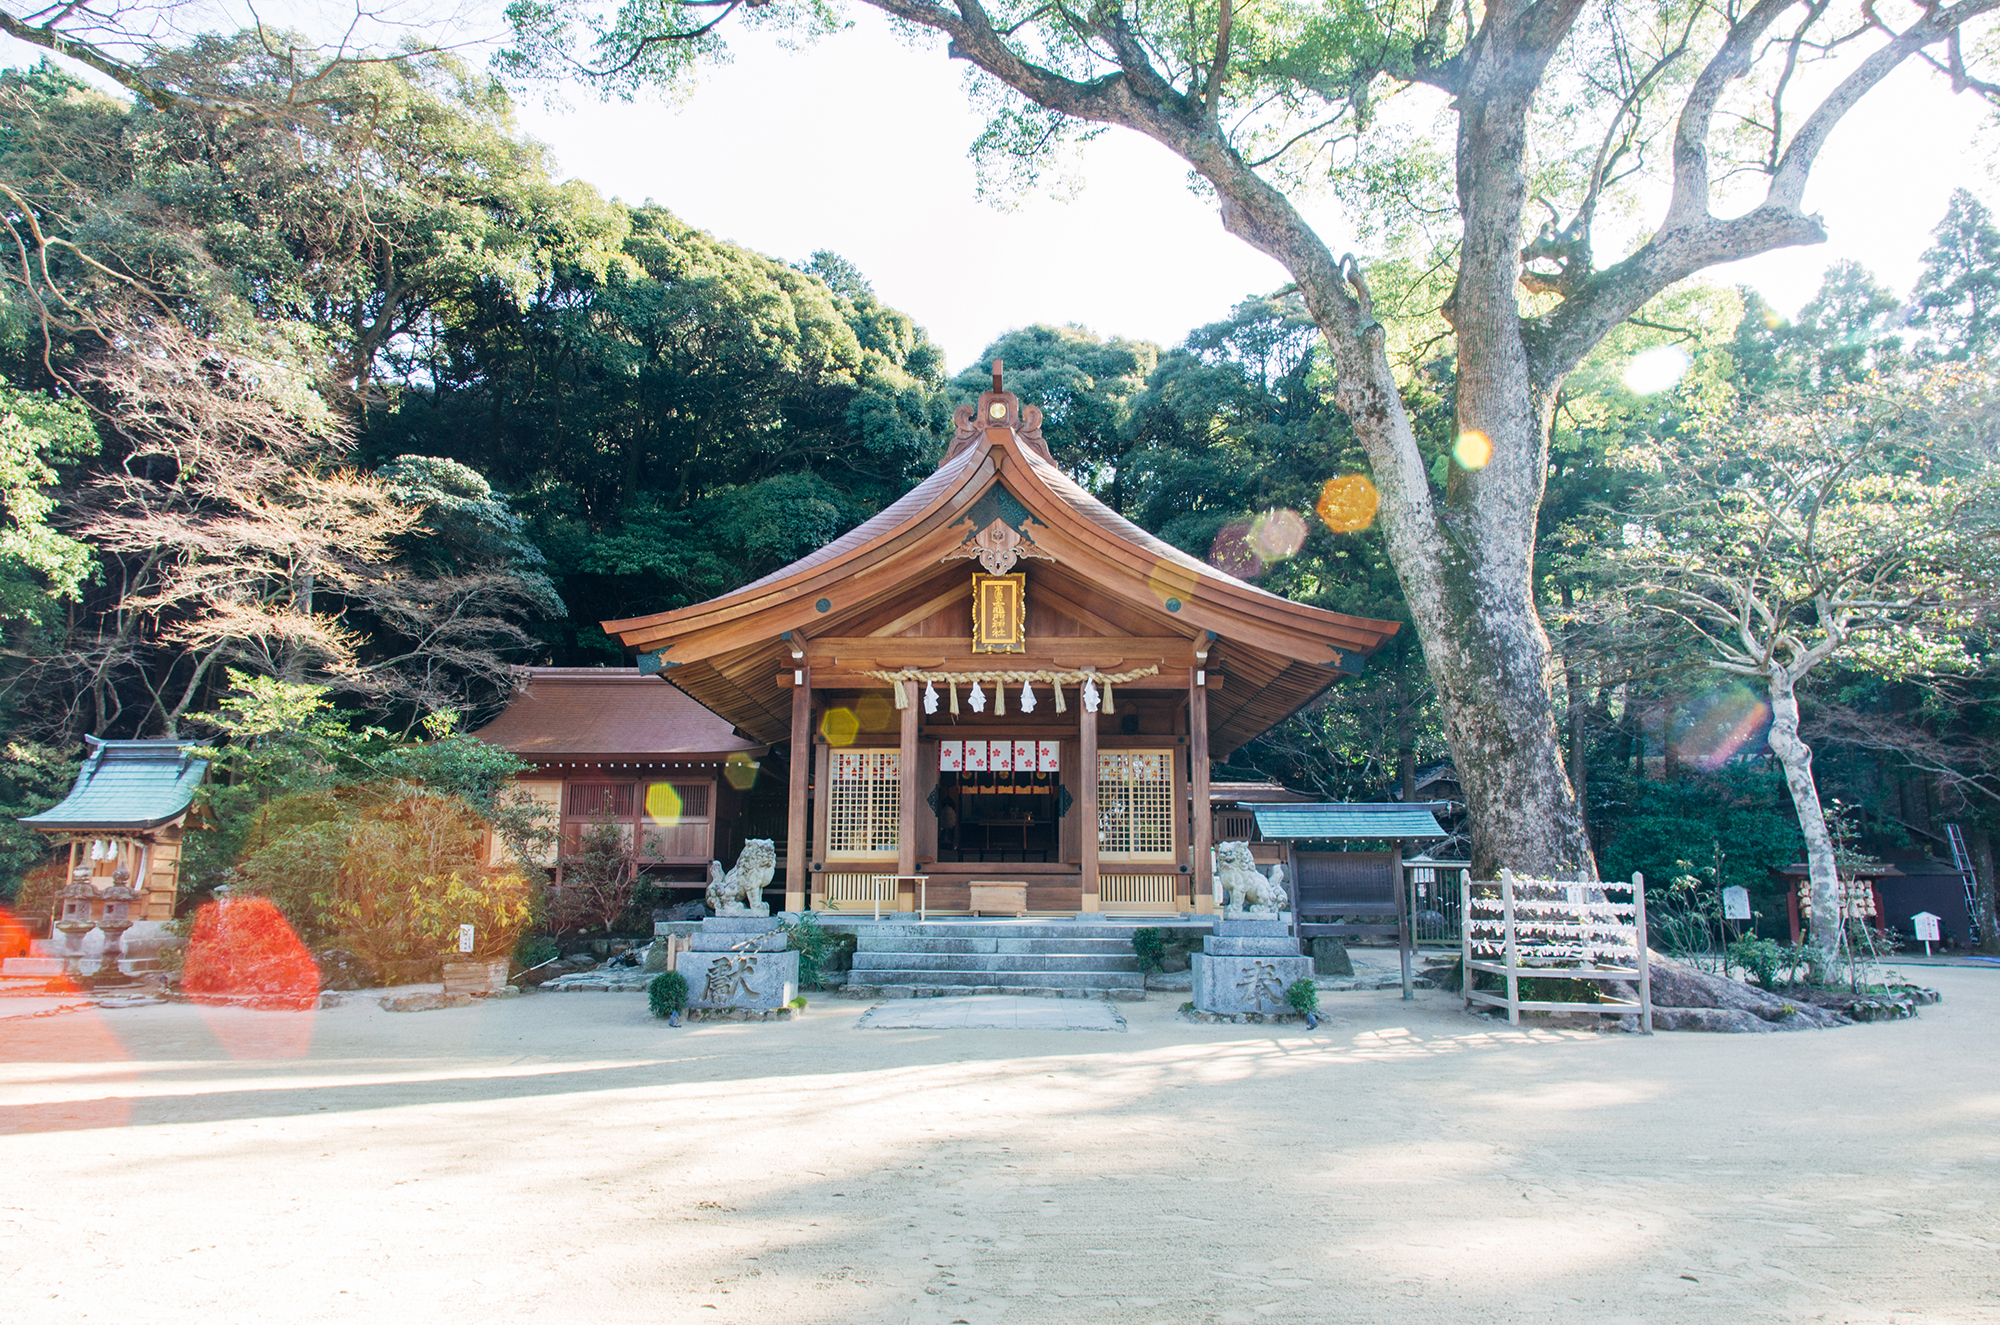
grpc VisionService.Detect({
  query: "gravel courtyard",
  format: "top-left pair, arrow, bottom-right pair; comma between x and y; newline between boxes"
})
4,969 -> 1997,1325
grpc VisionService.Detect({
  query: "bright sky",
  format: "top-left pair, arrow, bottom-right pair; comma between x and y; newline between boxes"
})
6,3 -> 1996,371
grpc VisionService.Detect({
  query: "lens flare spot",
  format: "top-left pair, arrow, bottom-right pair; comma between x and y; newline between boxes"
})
1208,522 -> 1261,579
855,694 -> 895,732
185,896 -> 319,1012
820,707 -> 859,746
1454,430 -> 1493,470
1623,345 -> 1691,395
1147,560 -> 1199,607
645,781 -> 684,822
1251,508 -> 1307,562
1673,684 -> 1773,772
723,752 -> 760,791
1316,475 -> 1379,532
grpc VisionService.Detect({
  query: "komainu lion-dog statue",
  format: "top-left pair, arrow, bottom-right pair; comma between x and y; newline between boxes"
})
1215,840 -> 1289,916
705,839 -> 776,916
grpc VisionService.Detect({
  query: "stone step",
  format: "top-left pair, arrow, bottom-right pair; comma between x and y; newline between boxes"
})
851,951 -> 1141,974
838,983 -> 1146,1003
851,935 -> 1142,956
825,922 -> 1204,941
856,967 -> 1144,991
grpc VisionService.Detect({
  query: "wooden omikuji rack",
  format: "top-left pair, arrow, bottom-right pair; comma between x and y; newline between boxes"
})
1461,869 -> 1653,1033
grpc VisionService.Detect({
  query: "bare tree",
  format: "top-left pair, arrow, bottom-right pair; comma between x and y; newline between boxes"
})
1606,369 -> 1998,961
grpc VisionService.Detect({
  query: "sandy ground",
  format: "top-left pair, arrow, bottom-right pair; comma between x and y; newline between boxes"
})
3,969 -> 1998,1325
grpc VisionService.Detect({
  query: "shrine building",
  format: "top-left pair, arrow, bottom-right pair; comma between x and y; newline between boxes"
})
588,365 -> 1403,917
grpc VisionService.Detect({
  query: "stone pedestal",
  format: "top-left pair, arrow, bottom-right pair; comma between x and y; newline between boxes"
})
1191,917 -> 1310,1016
683,917 -> 799,1011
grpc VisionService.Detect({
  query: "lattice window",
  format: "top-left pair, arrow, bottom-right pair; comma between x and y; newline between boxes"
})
1098,751 -> 1174,860
566,782 -> 635,819
642,781 -> 711,823
828,750 -> 900,858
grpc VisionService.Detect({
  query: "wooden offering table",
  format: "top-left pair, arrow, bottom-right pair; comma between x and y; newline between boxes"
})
968,881 -> 1029,917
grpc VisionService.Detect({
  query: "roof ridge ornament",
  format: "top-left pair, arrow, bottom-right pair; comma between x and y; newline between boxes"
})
942,515 -> 1055,574
940,358 -> 1052,466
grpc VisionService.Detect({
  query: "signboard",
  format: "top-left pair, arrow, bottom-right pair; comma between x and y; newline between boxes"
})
458,923 -> 476,954
1913,912 -> 1942,942
970,572 -> 1026,653
938,740 -> 963,772
1722,886 -> 1752,921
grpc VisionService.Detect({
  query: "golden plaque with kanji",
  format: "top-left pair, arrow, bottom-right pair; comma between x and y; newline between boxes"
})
970,572 -> 1025,653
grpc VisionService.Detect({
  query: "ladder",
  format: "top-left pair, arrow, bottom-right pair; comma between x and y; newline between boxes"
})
1947,823 -> 1982,946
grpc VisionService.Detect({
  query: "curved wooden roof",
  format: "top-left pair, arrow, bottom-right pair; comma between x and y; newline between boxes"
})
601,382 -> 1401,754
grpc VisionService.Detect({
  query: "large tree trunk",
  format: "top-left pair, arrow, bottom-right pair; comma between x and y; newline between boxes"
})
1763,668 -> 1840,962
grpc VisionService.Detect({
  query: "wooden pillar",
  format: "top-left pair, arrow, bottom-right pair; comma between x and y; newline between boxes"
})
1190,667 -> 1213,913
1079,690 -> 1099,913
898,680 -> 919,878
785,667 -> 811,913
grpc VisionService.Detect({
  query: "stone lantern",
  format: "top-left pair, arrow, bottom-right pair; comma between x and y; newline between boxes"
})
96,866 -> 140,982
55,870 -> 99,980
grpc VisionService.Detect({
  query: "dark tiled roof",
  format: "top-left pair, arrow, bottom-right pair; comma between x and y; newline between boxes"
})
470,668 -> 761,760
22,739 -> 207,832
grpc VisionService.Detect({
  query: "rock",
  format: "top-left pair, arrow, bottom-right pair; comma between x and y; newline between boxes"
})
313,948 -> 378,991
660,899 -> 708,923
1309,937 -> 1353,977
1637,955 -> 1850,1031
1653,1007 -> 1779,1033
642,942 -> 674,973
1158,949 -> 1191,973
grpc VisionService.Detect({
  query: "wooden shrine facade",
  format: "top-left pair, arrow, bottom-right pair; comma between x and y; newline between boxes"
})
601,364 -> 1402,915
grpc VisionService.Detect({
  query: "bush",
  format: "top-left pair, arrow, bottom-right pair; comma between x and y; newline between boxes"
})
1728,936 -> 1785,987
1131,927 -> 1167,973
648,969 -> 689,1018
516,934 -> 559,969
781,911 -> 851,989
1285,978 -> 1319,1016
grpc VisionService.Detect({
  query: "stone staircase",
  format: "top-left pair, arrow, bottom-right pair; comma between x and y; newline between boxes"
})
830,921 -> 1178,1001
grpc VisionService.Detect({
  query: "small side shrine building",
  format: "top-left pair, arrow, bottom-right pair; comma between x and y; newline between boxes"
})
21,737 -> 209,921
469,667 -> 769,876
599,366 -> 1403,916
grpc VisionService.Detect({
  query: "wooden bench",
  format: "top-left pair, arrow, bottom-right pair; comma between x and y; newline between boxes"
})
967,881 -> 1028,917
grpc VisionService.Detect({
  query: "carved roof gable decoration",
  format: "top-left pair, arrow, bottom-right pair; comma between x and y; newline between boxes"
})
943,515 -> 1055,574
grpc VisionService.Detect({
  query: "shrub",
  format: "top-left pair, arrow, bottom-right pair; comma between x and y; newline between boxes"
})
1728,936 -> 1785,987
516,934 -> 559,969
1285,978 -> 1320,1017
780,911 -> 848,989
184,897 -> 319,1010
1131,927 -> 1167,973
648,969 -> 689,1018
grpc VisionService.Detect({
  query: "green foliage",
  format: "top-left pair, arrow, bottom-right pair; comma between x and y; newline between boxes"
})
648,969 -> 690,1017
1909,190 -> 2000,364
1591,767 -> 1802,936
1727,936 -> 1785,988
0,740 -> 80,904
1284,978 -> 1320,1016
516,933 -> 559,969
1130,926 -> 1167,973
779,910 -> 852,990
0,378 -> 97,622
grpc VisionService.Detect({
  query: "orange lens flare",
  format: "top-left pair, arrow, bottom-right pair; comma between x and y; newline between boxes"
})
184,896 -> 319,1012
1315,475 -> 1379,533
